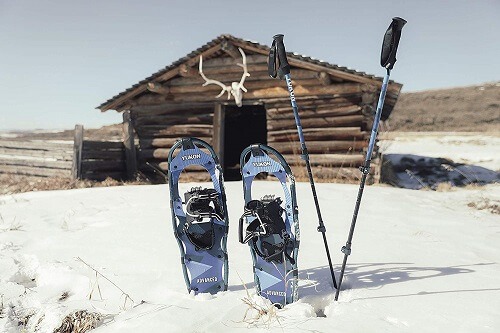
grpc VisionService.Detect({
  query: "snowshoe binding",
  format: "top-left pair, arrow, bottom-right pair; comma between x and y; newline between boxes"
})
239,144 -> 299,306
168,138 -> 229,294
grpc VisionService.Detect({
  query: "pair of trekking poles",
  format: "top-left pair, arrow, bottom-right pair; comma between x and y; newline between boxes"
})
268,17 -> 406,301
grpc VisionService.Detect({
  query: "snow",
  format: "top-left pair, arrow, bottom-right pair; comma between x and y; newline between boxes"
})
1,179 -> 499,332
381,133 -> 500,170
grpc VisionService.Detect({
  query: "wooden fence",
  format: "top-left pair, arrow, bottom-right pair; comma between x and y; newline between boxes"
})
0,125 -> 127,181
0,139 -> 73,177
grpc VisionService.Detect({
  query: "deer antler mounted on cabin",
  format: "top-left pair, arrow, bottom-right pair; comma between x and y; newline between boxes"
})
199,47 -> 250,107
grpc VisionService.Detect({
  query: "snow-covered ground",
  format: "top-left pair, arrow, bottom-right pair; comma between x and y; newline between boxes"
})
1,180 -> 499,332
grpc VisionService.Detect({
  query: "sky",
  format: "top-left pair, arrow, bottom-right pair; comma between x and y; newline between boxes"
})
0,0 -> 499,130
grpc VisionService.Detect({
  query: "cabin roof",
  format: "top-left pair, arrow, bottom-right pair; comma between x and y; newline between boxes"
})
97,34 -> 402,112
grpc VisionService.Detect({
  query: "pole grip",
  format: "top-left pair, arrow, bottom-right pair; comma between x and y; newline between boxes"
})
380,17 -> 407,69
268,34 -> 291,79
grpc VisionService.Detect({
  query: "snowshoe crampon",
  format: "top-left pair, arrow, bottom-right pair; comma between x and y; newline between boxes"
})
168,138 -> 229,294
239,144 -> 299,306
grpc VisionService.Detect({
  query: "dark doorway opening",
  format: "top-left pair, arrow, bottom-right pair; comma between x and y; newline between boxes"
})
223,105 -> 267,180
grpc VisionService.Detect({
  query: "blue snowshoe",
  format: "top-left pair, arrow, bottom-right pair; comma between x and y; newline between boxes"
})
168,138 -> 229,294
239,144 -> 299,306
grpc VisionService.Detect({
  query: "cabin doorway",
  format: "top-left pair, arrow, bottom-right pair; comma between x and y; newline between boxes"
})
223,105 -> 267,180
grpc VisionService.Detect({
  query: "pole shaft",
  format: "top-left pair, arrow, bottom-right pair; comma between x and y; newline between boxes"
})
285,73 -> 337,289
335,69 -> 391,300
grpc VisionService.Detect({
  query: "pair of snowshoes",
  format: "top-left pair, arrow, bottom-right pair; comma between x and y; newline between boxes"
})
168,138 -> 299,306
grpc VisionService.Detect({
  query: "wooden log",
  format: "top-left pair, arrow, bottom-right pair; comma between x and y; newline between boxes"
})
267,115 -> 364,130
0,164 -> 72,178
133,83 -> 362,104
268,127 -> 367,141
147,82 -> 172,96
82,160 -> 125,172
278,154 -> 365,167
0,158 -> 73,169
139,137 -> 212,149
133,113 -> 213,127
168,69 -> 319,86
164,78 -> 323,95
83,141 -> 124,150
221,40 -> 241,59
0,140 -> 73,151
178,63 -> 198,77
136,124 -> 213,138
200,54 -> 267,67
273,140 -> 366,154
130,104 -> 214,116
0,147 -> 72,160
82,150 -> 125,160
318,72 -> 331,85
199,64 -> 269,75
268,105 -> 362,120
123,111 -> 137,179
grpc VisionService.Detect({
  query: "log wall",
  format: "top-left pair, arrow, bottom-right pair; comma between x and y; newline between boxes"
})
131,106 -> 214,181
125,53 -> 391,183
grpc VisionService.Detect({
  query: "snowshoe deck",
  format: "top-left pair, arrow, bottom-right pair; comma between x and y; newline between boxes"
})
239,144 -> 299,306
168,138 -> 229,294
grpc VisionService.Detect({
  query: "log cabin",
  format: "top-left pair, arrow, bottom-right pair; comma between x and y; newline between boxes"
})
97,34 -> 402,182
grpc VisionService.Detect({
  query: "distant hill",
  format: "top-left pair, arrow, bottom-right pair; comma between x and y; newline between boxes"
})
389,82 -> 500,132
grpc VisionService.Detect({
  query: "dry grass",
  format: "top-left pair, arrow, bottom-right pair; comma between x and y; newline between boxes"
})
467,197 -> 500,215
53,310 -> 102,333
0,174 -> 148,196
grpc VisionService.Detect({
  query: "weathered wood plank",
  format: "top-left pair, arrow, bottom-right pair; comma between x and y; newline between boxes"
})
0,158 -> 72,169
139,137 -> 212,149
0,164 -> 72,178
82,150 -> 125,160
123,111 -> 138,179
83,141 -> 124,150
82,160 -> 125,172
133,113 -> 213,127
278,154 -> 365,167
268,127 -> 367,141
136,124 -> 213,138
168,69 -> 319,86
72,124 -> 83,179
268,105 -> 362,120
0,140 -> 73,151
267,115 -> 364,130
273,140 -> 366,154
0,148 -> 72,160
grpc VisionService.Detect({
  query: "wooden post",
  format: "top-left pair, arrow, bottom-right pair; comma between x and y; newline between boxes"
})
212,103 -> 225,169
72,124 -> 83,179
123,111 -> 138,179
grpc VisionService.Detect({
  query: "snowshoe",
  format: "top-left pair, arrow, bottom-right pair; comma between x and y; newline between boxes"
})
239,144 -> 299,306
168,138 -> 229,294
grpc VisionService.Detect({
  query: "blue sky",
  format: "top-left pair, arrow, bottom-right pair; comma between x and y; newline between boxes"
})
0,0 -> 498,130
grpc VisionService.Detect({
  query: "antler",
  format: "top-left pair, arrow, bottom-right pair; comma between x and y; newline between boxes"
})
235,47 -> 250,92
199,55 -> 230,99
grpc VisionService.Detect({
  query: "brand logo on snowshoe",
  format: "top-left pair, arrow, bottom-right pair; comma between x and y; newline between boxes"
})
181,154 -> 201,161
285,77 -> 295,102
252,161 -> 271,167
196,276 -> 218,284
266,290 -> 286,297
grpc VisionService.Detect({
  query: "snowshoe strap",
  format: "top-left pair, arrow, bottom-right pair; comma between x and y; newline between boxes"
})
239,197 -> 295,264
184,187 -> 224,250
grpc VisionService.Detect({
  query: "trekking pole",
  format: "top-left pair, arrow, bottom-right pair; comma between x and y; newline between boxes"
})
269,34 -> 338,289
335,17 -> 407,301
